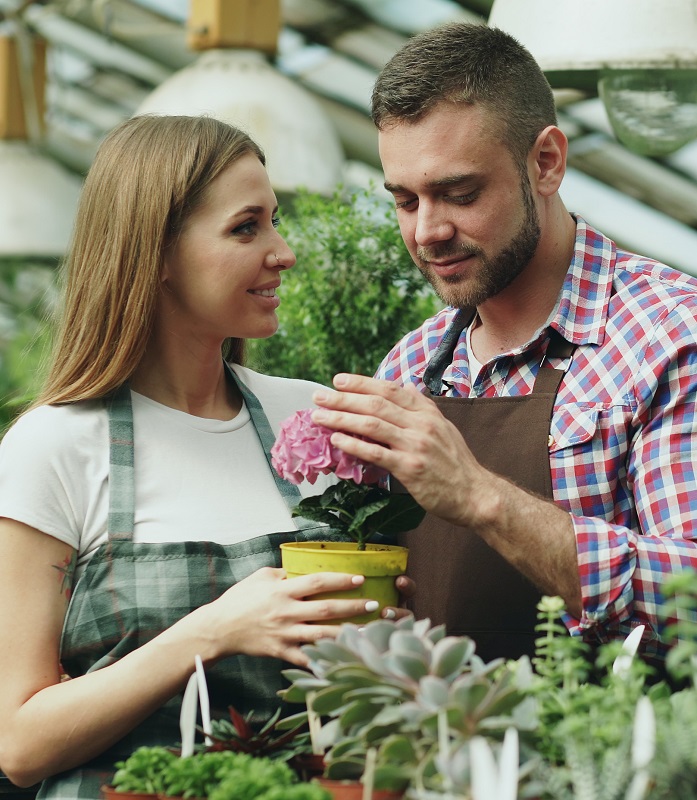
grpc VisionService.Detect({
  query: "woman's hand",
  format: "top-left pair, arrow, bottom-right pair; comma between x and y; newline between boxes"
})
208,567 -> 378,666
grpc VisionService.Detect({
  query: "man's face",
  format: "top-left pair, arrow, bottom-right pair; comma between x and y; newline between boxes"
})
379,103 -> 541,309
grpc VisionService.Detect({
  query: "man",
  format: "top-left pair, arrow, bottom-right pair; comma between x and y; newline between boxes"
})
310,22 -> 697,663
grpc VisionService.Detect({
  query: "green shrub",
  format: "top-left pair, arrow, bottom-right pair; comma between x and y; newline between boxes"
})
247,187 -> 440,385
206,754 -> 296,800
0,260 -> 56,432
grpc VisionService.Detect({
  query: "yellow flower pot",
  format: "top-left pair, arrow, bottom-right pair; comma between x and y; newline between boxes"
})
280,541 -> 409,624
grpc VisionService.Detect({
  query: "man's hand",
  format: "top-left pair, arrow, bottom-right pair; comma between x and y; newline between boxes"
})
312,373 -> 494,530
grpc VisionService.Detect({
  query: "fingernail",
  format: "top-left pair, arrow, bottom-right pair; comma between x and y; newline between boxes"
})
312,409 -> 328,423
365,600 -> 379,613
334,374 -> 348,387
351,575 -> 365,586
383,608 -> 396,620
313,391 -> 327,403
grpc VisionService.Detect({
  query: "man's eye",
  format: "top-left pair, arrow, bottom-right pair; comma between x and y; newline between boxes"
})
448,191 -> 479,205
395,197 -> 417,210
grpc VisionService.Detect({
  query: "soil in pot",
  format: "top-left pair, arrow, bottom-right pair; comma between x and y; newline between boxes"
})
280,542 -> 408,624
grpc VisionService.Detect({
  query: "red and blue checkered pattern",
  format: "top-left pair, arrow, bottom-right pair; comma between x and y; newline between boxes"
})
375,216 -> 697,661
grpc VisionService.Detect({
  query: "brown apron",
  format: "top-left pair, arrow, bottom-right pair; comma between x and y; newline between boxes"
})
397,308 -> 575,663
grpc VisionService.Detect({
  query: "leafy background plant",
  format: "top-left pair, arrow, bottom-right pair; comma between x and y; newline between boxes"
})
0,260 -> 56,433
246,187 -> 440,385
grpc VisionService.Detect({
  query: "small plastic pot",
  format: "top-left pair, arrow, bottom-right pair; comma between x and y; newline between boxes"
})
314,778 -> 405,799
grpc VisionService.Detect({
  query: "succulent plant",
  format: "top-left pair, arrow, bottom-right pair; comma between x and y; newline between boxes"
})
207,704 -> 311,762
280,616 -> 537,794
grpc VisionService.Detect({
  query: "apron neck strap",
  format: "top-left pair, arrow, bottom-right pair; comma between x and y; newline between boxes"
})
423,308 -> 475,395
226,364 -> 311,523
105,364 -> 312,541
532,328 -> 576,394
106,383 -> 136,541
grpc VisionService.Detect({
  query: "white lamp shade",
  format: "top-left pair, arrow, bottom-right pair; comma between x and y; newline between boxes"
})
0,141 -> 82,258
489,0 -> 697,155
488,0 -> 697,87
135,49 -> 345,195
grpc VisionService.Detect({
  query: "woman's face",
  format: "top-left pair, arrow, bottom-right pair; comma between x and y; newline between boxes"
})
158,153 -> 296,345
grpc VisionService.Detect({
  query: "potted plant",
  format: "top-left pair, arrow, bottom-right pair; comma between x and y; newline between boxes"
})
206,704 -> 312,763
271,409 -> 425,622
521,576 -> 697,800
279,616 -> 539,799
103,748 -> 332,800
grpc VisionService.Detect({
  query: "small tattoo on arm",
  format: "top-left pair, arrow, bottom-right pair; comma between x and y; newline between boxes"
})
53,551 -> 77,600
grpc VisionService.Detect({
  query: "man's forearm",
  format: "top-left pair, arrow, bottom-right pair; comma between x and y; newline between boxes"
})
467,472 -> 582,617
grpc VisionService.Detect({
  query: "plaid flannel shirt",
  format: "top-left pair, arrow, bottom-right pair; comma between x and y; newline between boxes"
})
375,215 -> 697,659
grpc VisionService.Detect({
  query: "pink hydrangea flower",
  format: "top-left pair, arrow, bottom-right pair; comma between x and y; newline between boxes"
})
271,409 -> 388,486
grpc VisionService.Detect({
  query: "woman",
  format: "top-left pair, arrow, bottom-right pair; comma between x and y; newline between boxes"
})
0,115 -> 406,798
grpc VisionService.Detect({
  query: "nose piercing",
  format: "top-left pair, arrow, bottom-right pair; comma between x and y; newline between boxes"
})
275,254 -> 281,265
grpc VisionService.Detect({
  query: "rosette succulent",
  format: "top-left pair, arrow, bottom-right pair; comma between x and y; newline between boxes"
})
280,616 -> 537,794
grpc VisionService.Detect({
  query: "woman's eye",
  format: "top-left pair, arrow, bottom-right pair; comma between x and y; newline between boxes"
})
272,216 -> 281,229
232,220 -> 257,236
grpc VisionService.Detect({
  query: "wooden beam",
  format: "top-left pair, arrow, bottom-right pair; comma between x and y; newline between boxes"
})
0,35 -> 46,140
187,0 -> 280,55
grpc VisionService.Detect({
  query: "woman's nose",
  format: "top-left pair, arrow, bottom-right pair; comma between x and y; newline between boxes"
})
270,238 -> 296,270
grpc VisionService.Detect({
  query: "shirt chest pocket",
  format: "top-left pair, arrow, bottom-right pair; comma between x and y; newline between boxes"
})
549,405 -> 600,452
548,402 -> 635,458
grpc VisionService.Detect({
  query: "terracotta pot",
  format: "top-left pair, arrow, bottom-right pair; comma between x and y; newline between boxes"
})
100,787 -> 158,800
280,541 -> 409,623
315,778 -> 404,800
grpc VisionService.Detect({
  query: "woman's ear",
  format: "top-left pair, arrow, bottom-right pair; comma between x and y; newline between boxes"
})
530,125 -> 567,197
160,254 -> 171,284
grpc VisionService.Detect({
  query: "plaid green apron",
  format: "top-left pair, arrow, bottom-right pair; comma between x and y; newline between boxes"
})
38,370 -> 343,800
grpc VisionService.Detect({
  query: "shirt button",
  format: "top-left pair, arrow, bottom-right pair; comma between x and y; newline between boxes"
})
548,434 -> 554,448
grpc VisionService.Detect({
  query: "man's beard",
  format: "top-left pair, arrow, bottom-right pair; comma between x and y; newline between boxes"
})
416,175 -> 541,309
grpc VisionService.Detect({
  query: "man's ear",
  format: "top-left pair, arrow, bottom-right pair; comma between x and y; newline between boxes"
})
530,125 -> 567,197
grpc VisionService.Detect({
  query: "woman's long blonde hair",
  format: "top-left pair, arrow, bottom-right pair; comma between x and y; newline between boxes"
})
32,114 -> 265,408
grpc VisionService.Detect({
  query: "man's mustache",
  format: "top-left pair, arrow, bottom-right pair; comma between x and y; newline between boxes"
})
416,242 -> 483,262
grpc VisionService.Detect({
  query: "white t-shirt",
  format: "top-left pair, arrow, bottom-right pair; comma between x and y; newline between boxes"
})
0,366 -> 333,574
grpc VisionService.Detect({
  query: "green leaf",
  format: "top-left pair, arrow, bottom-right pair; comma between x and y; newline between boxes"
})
292,500 -> 341,528
373,764 -> 412,791
311,685 -> 352,715
364,492 -> 426,536
389,631 -> 430,661
431,636 -> 475,679
379,734 -> 417,764
311,639 -> 356,663
348,499 -> 391,533
339,699 -> 378,728
383,652 -> 429,682
363,620 -> 399,653
417,675 -> 451,709
324,758 -> 364,782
